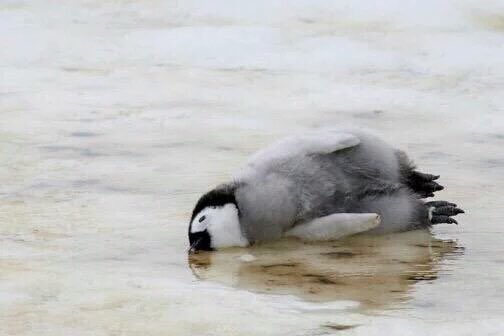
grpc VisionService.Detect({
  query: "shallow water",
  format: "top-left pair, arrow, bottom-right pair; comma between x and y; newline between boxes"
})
1,1 -> 504,335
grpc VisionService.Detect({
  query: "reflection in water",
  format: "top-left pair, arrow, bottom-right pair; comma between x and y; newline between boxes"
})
189,230 -> 464,309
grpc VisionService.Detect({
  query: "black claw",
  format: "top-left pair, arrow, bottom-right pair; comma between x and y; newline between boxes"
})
431,215 -> 458,225
412,171 -> 440,182
425,201 -> 457,208
431,215 -> 446,224
425,181 -> 444,191
453,208 -> 464,215
433,206 -> 464,217
418,191 -> 435,198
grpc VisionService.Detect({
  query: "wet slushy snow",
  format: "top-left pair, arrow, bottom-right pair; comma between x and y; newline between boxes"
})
1,1 -> 504,335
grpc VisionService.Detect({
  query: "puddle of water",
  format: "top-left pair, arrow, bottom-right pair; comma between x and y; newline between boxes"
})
189,230 -> 463,309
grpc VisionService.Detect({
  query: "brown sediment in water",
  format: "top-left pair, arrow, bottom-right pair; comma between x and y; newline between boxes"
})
472,14 -> 504,32
324,323 -> 358,331
188,230 -> 463,310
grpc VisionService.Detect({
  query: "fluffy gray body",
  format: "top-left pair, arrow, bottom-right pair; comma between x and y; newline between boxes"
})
233,130 -> 430,243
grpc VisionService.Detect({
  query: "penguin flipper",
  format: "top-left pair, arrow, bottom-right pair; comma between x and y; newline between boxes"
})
292,132 -> 361,156
246,132 -> 360,165
285,213 -> 380,242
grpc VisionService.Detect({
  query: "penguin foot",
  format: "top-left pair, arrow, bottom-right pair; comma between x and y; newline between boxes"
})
407,170 -> 444,198
426,200 -> 465,225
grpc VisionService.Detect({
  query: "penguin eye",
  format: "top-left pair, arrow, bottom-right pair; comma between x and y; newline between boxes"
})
199,215 -> 206,223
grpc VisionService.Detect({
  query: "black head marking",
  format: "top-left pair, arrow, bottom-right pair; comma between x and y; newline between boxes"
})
190,184 -> 239,222
188,183 -> 240,253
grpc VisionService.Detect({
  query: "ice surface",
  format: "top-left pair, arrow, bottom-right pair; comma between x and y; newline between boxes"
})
1,1 -> 503,335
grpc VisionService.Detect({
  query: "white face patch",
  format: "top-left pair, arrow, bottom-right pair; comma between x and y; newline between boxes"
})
190,204 -> 249,249
191,211 -> 209,233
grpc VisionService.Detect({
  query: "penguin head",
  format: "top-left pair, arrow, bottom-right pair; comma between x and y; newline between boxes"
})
188,185 -> 249,253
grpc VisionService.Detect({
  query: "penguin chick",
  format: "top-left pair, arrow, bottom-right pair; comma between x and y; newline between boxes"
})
188,130 -> 464,252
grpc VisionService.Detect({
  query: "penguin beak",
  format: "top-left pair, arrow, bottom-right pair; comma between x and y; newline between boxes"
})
188,230 -> 214,254
188,238 -> 202,254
